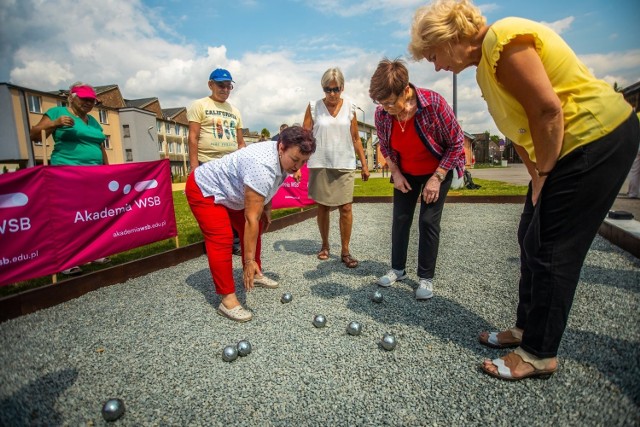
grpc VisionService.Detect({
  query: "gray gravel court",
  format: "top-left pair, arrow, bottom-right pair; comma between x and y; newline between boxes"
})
1,203 -> 639,426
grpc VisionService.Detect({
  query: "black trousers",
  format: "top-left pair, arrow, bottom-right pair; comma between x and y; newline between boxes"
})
391,170 -> 453,279
517,113 -> 639,358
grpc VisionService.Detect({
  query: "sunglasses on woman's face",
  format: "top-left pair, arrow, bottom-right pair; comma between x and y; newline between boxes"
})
323,86 -> 341,94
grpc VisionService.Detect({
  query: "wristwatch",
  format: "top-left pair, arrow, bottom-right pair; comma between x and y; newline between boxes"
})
535,168 -> 551,177
434,171 -> 445,182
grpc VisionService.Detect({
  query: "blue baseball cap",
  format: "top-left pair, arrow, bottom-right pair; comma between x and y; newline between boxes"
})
209,68 -> 234,82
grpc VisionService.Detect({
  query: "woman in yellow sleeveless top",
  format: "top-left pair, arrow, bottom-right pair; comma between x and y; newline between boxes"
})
409,0 -> 639,381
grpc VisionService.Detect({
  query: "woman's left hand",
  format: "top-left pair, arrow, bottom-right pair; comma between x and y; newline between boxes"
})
532,176 -> 546,206
243,260 -> 261,291
422,176 -> 441,204
261,210 -> 272,232
361,167 -> 370,182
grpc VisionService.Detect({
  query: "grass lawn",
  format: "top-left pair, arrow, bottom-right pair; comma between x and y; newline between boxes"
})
1,177 -> 526,297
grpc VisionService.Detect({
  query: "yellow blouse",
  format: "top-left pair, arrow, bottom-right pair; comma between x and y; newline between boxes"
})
476,17 -> 632,162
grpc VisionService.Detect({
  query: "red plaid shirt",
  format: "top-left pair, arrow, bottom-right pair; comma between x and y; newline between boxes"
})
375,85 -> 465,177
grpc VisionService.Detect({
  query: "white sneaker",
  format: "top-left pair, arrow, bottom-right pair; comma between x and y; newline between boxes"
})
377,269 -> 407,287
416,278 -> 433,300
254,275 -> 279,289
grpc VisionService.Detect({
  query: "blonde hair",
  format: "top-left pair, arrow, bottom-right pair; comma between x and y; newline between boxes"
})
408,0 -> 486,60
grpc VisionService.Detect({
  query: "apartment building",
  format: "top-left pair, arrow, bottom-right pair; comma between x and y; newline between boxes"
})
0,83 -> 187,177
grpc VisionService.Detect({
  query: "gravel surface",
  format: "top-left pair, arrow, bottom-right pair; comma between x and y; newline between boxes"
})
1,203 -> 639,426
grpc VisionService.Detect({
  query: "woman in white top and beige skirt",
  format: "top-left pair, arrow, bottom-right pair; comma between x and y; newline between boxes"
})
302,67 -> 370,268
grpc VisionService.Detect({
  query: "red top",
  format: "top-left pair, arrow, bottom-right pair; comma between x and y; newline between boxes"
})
391,115 -> 439,175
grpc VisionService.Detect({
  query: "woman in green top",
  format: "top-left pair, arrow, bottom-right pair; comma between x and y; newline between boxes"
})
30,82 -> 111,274
31,82 -> 108,166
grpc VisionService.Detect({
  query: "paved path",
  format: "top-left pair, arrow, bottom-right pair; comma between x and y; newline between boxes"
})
467,163 -> 640,221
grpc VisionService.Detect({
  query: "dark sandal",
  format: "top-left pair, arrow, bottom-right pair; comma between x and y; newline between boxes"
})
341,254 -> 359,268
478,328 -> 522,349
317,248 -> 330,260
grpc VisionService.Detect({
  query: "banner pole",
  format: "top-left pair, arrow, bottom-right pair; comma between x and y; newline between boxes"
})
41,130 -> 49,166
174,236 -> 179,248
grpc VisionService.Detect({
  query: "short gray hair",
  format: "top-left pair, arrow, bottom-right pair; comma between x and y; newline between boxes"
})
320,67 -> 344,88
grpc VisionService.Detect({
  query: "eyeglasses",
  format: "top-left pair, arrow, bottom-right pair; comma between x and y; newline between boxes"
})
214,82 -> 234,91
373,96 -> 399,109
323,86 -> 341,94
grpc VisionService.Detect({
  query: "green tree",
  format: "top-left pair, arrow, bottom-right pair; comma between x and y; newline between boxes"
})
261,128 -> 270,138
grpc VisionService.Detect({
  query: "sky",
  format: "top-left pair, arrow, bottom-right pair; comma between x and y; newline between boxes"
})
1,0 -> 639,138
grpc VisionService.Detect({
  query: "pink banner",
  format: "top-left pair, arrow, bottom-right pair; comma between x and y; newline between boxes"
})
0,167 -> 59,285
0,160 -> 177,287
271,165 -> 315,209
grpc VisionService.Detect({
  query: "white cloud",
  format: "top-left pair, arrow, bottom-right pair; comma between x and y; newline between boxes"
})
580,50 -> 640,88
540,16 -> 575,34
2,0 -> 637,139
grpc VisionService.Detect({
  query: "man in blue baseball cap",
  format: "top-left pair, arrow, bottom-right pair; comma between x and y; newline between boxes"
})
188,68 -> 246,255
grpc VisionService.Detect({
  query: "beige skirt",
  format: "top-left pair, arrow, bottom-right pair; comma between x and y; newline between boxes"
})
308,168 -> 355,206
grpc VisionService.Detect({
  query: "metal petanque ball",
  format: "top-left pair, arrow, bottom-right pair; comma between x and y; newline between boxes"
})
371,290 -> 383,303
222,345 -> 238,362
237,340 -> 252,357
346,321 -> 362,336
312,314 -> 327,328
101,398 -> 125,422
381,333 -> 397,351
281,292 -> 293,304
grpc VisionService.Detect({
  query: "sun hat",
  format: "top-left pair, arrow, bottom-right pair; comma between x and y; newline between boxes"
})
209,68 -> 234,82
70,85 -> 97,99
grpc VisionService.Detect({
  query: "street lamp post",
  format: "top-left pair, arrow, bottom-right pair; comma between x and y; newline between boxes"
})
356,105 -> 367,169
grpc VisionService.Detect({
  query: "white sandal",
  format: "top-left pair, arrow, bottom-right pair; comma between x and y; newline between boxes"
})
61,266 -> 82,275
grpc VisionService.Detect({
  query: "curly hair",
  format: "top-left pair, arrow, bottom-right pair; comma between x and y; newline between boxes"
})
408,0 -> 486,60
278,126 -> 316,155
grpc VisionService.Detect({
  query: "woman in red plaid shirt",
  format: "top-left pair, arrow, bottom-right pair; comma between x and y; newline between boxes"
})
369,58 -> 465,300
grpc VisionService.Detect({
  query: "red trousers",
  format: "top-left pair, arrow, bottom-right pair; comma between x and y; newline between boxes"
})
185,173 -> 262,295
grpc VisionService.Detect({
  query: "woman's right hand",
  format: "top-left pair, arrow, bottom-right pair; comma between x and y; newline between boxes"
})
243,260 -> 261,291
392,171 -> 412,193
55,116 -> 75,128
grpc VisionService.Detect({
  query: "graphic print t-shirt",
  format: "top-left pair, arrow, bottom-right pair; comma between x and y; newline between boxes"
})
187,96 -> 243,162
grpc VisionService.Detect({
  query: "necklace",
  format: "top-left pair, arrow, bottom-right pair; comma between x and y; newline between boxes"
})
395,105 -> 416,132
397,116 -> 409,132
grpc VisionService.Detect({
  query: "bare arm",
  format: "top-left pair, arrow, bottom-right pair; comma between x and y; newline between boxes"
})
350,114 -> 369,181
236,126 -> 246,149
495,36 -> 563,175
188,121 -> 201,170
242,186 -> 266,290
30,115 -> 73,142
101,145 -> 109,165
302,104 -> 313,131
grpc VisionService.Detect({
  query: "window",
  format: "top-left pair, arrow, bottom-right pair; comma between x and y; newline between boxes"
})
98,109 -> 108,124
28,95 -> 42,113
176,143 -> 182,154
126,149 -> 133,162
175,123 -> 180,135
158,141 -> 163,152
182,126 -> 188,137
104,135 -> 111,149
57,100 -> 67,107
168,142 -> 175,153
122,124 -> 130,138
156,121 -> 162,133
165,122 -> 171,134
